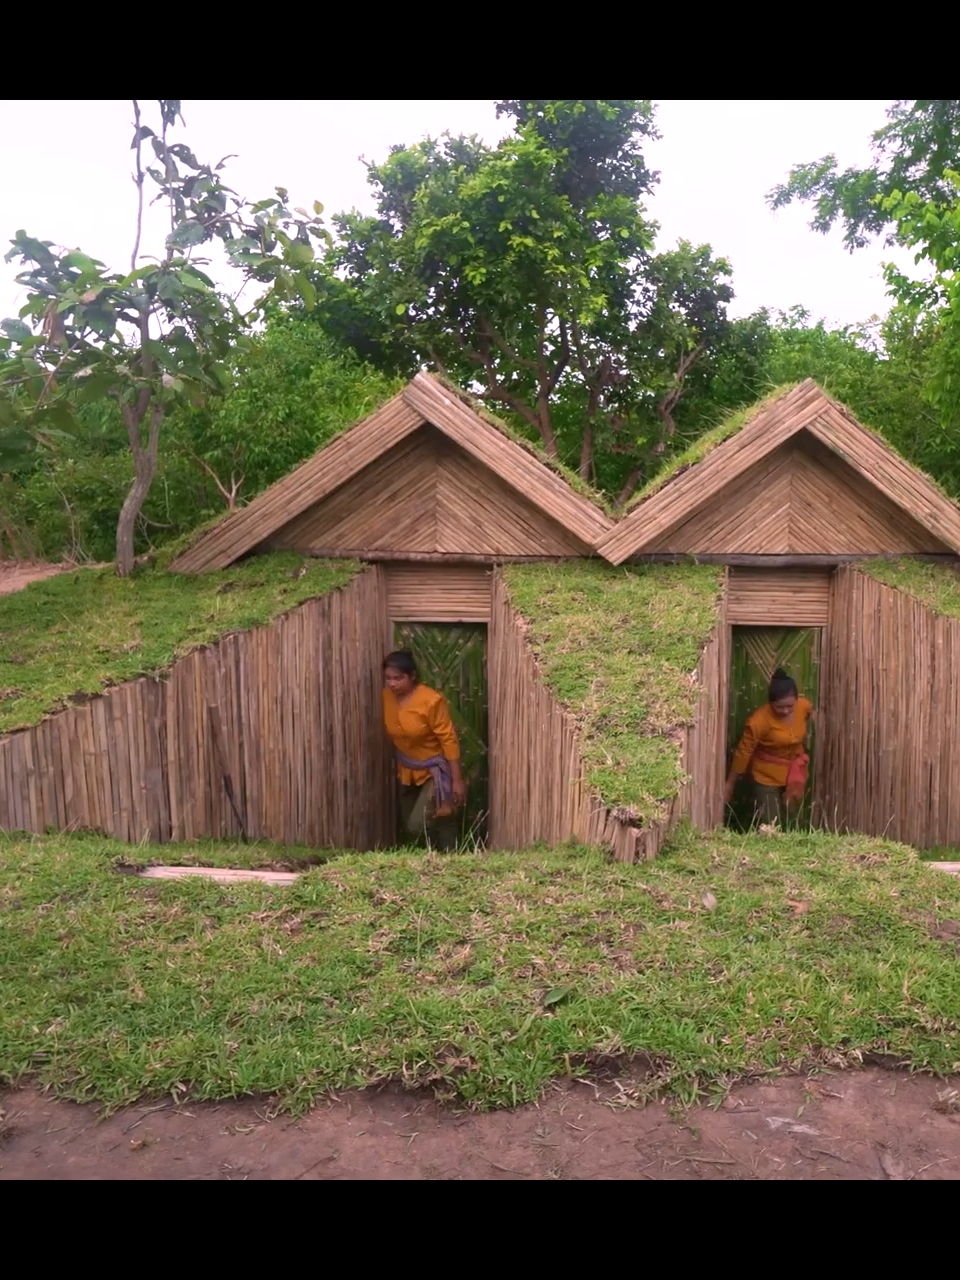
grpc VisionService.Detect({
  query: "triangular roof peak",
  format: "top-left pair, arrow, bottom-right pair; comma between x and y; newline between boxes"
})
596,380 -> 960,563
171,371 -> 612,573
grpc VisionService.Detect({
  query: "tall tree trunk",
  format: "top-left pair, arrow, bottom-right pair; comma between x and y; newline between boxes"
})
616,465 -> 643,509
579,420 -> 593,482
537,392 -> 558,458
116,400 -> 163,577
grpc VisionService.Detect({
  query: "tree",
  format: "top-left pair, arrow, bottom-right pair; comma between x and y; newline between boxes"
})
767,100 -> 960,487
321,100 -> 733,501
169,316 -> 401,509
767,100 -> 960,250
0,100 -> 328,574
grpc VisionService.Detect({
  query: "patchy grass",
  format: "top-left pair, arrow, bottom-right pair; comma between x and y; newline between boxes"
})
858,557 -> 960,621
503,561 -> 723,819
2,827 -> 960,1113
0,554 -> 359,733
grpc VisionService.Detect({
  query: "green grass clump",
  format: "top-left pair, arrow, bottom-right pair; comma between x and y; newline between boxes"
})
0,554 -> 359,732
2,827 -> 960,1113
858,557 -> 960,620
503,561 -> 723,819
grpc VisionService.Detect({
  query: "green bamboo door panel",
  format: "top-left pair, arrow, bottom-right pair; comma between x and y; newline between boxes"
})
727,627 -> 821,831
393,623 -> 488,845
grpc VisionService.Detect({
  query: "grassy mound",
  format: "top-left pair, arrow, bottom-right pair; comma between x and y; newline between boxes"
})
2,827 -> 959,1112
858,557 -> 960,620
503,561 -> 723,819
0,554 -> 359,733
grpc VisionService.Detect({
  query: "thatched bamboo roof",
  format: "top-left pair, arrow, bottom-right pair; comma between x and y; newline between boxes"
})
597,380 -> 960,563
171,372 -> 613,573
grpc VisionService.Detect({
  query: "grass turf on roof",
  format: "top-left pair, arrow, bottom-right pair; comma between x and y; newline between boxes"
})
858,557 -> 960,620
3,826 -> 959,1112
502,561 -> 723,821
0,554 -> 359,734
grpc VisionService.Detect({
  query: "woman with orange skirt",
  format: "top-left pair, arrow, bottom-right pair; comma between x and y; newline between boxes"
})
382,649 -> 466,851
724,668 -> 813,827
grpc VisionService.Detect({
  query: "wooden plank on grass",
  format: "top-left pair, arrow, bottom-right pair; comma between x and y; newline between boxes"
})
138,866 -> 300,885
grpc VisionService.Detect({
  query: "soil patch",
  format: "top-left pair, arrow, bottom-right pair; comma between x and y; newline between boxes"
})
3,1067 -> 959,1180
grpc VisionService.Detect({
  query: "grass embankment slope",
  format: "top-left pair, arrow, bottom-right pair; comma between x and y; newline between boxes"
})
503,561 -> 723,822
0,554 -> 359,734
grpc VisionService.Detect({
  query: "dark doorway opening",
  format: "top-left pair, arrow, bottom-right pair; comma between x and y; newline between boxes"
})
726,626 -> 821,831
393,622 -> 489,846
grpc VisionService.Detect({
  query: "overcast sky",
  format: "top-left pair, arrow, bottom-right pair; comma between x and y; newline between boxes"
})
0,99 -> 912,329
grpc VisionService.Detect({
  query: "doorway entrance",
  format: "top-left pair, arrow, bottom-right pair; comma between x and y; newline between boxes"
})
393,622 -> 489,845
726,626 -> 821,831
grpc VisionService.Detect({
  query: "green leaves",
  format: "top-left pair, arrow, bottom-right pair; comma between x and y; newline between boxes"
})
166,221 -> 209,249
1,318 -> 32,343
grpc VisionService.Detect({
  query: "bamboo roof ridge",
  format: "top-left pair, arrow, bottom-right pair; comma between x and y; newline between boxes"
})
171,372 -> 613,574
597,380 -> 960,564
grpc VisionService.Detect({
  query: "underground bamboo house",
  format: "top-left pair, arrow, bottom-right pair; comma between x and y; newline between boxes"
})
3,374 -> 960,857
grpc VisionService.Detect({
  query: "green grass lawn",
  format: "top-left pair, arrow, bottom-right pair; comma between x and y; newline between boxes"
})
3,827 -> 960,1114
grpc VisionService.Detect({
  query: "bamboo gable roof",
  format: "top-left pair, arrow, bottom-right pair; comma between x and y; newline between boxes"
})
170,372 -> 613,573
596,380 -> 960,564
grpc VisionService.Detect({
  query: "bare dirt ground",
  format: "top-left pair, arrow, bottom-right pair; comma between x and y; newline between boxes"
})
3,1067 -> 960,1180
0,561 -> 70,595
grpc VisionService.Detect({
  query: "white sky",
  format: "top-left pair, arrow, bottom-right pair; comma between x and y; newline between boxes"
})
0,99 -> 914,330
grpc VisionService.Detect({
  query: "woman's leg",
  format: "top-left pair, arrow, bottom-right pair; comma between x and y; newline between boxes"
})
403,781 -> 461,851
427,808 -> 461,852
401,783 -> 430,842
753,783 -> 785,826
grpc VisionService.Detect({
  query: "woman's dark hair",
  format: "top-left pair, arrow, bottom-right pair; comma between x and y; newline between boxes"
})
383,649 -> 418,681
768,667 -> 798,703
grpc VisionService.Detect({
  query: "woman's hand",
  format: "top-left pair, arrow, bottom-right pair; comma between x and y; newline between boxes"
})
723,774 -> 737,806
450,761 -> 467,808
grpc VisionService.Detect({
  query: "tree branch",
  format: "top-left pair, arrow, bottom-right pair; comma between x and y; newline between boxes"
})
449,328 -> 543,432
657,340 -> 707,436
615,465 -> 643,509
185,448 -> 245,510
546,315 -> 570,396
131,100 -> 145,273
478,314 -> 538,371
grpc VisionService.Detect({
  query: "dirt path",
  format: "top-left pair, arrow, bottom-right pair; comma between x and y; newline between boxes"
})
3,1067 -> 959,1180
0,561 -> 69,595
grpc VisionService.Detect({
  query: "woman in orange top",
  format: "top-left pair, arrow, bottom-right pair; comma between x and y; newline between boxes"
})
724,668 -> 814,827
382,650 -> 466,851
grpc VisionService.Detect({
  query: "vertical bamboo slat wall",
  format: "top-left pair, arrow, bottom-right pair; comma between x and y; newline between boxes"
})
0,568 -> 393,849
488,571 -> 725,860
680,619 -> 728,832
819,566 -> 960,847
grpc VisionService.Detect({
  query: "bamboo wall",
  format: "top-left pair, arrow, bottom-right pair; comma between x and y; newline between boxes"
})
818,566 -> 960,848
488,572 -> 724,861
0,568 -> 394,849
